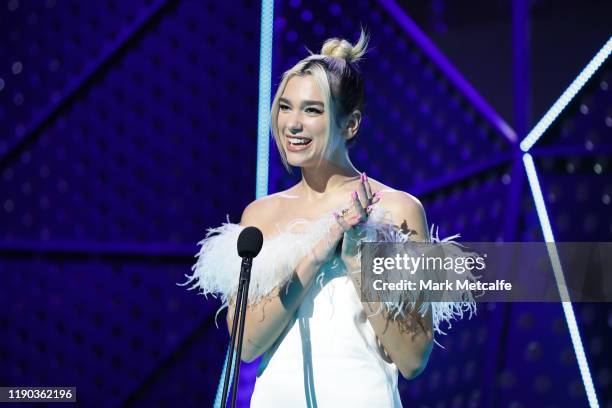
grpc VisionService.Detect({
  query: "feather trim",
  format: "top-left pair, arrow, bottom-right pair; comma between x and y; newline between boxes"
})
182,207 -> 476,335
358,207 -> 477,336
181,215 -> 336,309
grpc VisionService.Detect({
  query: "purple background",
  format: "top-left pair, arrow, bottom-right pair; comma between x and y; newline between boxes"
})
1,0 -> 610,407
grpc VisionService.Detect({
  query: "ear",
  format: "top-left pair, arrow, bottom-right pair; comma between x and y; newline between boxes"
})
344,110 -> 362,142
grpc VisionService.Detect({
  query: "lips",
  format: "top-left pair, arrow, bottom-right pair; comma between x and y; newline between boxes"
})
285,135 -> 313,152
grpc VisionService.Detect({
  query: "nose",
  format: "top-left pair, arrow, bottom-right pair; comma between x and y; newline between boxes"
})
286,112 -> 302,134
288,125 -> 302,135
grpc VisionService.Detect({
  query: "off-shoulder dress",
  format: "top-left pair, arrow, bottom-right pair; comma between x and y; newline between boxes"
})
184,207 -> 475,407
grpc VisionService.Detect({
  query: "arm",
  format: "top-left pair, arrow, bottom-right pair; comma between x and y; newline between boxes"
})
226,200 -> 346,363
349,192 -> 435,379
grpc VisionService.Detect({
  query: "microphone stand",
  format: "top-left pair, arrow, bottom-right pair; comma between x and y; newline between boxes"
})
221,257 -> 252,408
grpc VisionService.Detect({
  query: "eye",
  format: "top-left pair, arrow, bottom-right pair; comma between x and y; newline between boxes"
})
306,107 -> 323,114
279,104 -> 290,111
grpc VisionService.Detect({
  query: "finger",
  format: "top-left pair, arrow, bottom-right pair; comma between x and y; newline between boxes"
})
333,212 -> 351,231
351,191 -> 368,222
341,199 -> 357,226
351,190 -> 364,211
363,173 -> 373,202
357,173 -> 369,206
371,190 -> 383,205
339,200 -> 355,224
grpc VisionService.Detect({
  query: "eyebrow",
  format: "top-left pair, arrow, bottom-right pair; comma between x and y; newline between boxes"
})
279,98 -> 324,107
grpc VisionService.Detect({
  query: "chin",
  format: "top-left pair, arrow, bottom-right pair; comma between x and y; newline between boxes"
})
285,159 -> 307,168
283,153 -> 304,164
285,153 -> 312,168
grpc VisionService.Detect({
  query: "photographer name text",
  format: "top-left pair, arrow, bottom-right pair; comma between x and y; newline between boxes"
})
372,279 -> 512,291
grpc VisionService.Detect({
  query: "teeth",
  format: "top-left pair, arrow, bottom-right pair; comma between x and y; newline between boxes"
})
288,137 -> 312,145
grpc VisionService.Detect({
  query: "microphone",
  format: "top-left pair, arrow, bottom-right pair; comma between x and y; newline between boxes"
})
222,226 -> 263,408
237,226 -> 263,258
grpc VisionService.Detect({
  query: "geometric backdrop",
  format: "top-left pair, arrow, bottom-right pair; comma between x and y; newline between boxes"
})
0,0 -> 610,406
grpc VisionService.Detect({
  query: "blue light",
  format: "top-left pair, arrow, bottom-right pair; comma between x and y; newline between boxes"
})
214,3 -> 275,406
255,0 -> 275,199
520,37 -> 612,152
523,153 -> 600,408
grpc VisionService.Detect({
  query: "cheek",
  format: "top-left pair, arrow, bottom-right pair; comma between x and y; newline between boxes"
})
276,114 -> 287,130
306,117 -> 327,136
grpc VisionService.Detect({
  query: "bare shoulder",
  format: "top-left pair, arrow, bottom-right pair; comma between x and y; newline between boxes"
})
371,182 -> 429,240
240,194 -> 281,228
380,190 -> 425,215
367,179 -> 424,212
240,186 -> 299,235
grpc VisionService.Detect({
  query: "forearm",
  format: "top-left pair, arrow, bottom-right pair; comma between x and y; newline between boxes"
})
348,272 -> 433,379
227,250 -> 324,362
362,300 -> 433,379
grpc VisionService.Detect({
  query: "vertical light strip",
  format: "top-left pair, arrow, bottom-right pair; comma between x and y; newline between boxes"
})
520,36 -> 611,152
523,153 -> 600,408
255,0 -> 275,199
213,3 -> 275,406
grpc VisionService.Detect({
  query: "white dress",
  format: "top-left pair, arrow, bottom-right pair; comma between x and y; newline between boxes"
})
250,258 -> 402,407
184,207 -> 475,407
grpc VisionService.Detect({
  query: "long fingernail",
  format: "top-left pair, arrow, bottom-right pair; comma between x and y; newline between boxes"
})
352,191 -> 358,199
360,173 -> 365,183
374,191 -> 382,199
363,172 -> 368,181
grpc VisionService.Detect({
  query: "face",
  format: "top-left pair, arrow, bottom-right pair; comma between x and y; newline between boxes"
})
277,75 -> 332,168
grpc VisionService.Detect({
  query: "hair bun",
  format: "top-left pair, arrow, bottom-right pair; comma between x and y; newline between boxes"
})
320,30 -> 369,63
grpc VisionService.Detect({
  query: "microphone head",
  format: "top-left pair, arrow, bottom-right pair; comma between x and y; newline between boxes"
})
237,226 -> 264,258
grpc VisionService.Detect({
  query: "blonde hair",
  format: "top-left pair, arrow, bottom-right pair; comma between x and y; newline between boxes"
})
270,29 -> 370,170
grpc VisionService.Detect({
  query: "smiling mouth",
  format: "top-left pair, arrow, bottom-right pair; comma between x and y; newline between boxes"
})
286,136 -> 313,147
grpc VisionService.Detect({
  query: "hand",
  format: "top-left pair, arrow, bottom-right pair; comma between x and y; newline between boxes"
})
335,173 -> 382,273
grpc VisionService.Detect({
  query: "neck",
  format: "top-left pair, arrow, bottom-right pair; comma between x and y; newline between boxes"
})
298,151 -> 360,200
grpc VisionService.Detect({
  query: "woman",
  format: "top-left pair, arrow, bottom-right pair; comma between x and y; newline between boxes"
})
186,31 -> 474,407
